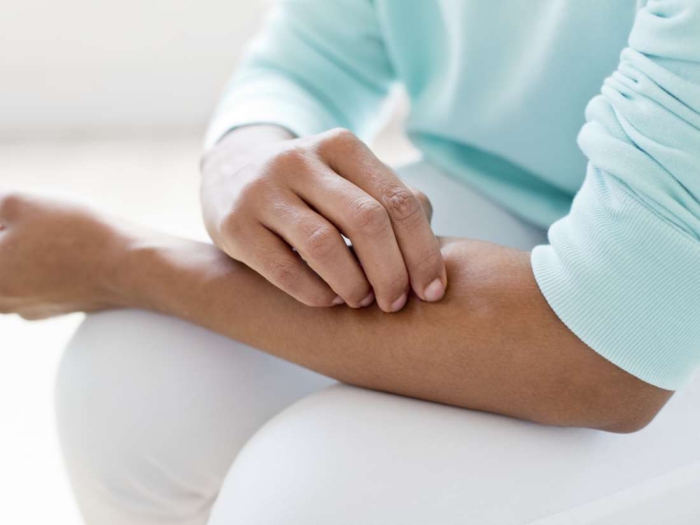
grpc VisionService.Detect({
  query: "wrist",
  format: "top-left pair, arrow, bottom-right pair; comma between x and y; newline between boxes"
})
113,230 -> 241,318
94,219 -> 176,312
201,124 -> 295,175
108,233 -> 180,313
61,214 -> 150,311
200,125 -> 296,251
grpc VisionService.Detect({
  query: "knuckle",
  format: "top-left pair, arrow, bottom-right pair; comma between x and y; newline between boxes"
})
324,127 -> 357,145
269,146 -> 310,172
413,248 -> 443,274
382,187 -> 423,223
266,259 -> 300,292
263,147 -> 317,184
350,199 -> 390,236
319,128 -> 360,155
302,224 -> 337,260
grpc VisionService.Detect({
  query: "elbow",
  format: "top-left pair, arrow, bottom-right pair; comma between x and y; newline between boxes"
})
529,401 -> 660,435
576,380 -> 673,435
525,372 -> 674,434
596,408 -> 659,435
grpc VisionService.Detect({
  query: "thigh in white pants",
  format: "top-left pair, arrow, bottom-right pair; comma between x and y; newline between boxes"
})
55,162 -> 700,524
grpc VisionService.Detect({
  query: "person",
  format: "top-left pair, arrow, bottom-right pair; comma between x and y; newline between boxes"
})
2,0 -> 700,523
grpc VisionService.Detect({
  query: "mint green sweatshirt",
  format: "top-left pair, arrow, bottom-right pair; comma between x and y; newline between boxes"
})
206,0 -> 700,390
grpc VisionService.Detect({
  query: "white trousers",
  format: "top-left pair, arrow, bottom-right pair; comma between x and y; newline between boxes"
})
56,163 -> 700,525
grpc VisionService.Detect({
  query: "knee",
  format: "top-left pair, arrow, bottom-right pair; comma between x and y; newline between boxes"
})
55,310 -> 204,459
210,385 -> 600,525
55,310 -> 155,472
208,384 -> 516,525
55,310 -> 235,524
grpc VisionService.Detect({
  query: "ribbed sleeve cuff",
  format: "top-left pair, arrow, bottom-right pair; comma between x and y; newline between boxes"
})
203,73 -> 341,151
531,169 -> 700,391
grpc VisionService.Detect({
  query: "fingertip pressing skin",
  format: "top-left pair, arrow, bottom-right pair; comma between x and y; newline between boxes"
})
423,277 -> 446,302
295,171 -> 408,312
390,291 -> 408,312
266,195 -> 372,308
245,226 -> 340,308
359,291 -> 375,307
319,137 -> 444,309
203,126 -> 445,312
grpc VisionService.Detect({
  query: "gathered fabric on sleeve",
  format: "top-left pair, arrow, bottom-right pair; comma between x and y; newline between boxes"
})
532,0 -> 700,390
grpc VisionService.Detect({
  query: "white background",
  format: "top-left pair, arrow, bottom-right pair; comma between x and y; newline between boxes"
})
0,0 -> 268,139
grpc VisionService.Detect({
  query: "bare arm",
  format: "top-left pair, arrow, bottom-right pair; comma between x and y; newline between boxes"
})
0,192 -> 672,433
124,230 -> 672,433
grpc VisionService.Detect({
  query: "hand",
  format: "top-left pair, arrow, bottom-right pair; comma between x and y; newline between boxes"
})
0,190 -> 131,320
201,125 -> 446,313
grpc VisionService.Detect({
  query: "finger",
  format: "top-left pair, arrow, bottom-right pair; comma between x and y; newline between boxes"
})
409,186 -> 433,223
318,130 -> 447,303
264,194 -> 374,308
295,168 -> 410,313
239,224 -> 341,308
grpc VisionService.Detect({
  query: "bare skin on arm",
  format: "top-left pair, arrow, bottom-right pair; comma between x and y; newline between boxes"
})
0,191 -> 673,433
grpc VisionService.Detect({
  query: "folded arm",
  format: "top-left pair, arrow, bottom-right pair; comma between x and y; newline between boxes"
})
0,192 -> 671,432
123,230 -> 672,433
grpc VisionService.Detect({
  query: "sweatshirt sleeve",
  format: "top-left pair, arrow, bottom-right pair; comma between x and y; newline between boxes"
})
531,0 -> 700,390
204,0 -> 395,150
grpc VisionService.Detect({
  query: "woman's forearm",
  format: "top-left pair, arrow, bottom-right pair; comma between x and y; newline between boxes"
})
119,234 -> 672,433
0,190 -> 668,432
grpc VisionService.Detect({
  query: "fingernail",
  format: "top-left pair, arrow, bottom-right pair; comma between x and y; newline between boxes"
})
332,296 -> 345,306
423,278 -> 445,302
360,291 -> 375,308
390,292 -> 408,313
